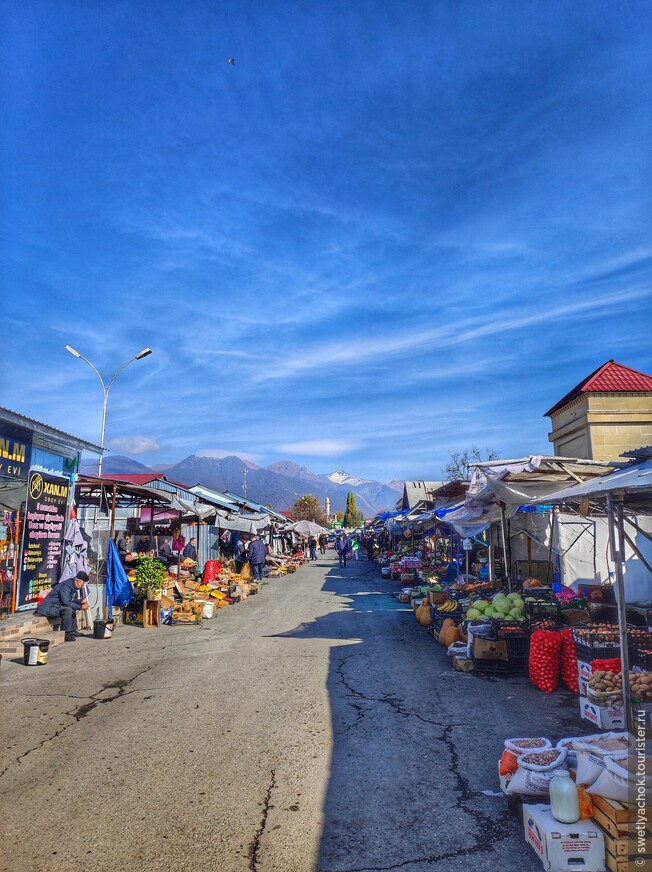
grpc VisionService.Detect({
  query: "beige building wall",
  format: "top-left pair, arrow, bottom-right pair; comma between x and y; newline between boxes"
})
548,392 -> 652,460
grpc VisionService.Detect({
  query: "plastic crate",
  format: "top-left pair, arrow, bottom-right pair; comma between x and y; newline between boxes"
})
629,629 -> 652,654
430,607 -> 463,635
472,657 -> 510,676
490,620 -> 528,640
524,600 -> 561,621
504,634 -> 530,662
571,624 -> 620,647
632,648 -> 652,670
526,616 -> 562,635
575,642 -> 621,664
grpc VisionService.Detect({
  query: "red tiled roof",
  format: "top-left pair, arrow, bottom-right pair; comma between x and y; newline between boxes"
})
101,473 -> 167,485
545,360 -> 652,416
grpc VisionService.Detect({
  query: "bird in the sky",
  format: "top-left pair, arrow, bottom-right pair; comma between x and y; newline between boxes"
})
228,58 -> 235,65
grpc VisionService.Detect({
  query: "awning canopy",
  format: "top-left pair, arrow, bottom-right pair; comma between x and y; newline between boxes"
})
531,456 -> 652,511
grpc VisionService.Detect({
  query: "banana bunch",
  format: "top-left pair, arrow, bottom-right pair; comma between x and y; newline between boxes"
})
436,600 -> 458,613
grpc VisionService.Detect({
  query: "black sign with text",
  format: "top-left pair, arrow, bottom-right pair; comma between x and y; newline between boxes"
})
0,421 -> 32,480
17,472 -> 70,610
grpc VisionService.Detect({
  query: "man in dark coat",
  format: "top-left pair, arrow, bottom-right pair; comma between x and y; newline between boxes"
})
248,536 -> 267,581
182,537 -> 197,561
334,533 -> 350,569
36,571 -> 90,641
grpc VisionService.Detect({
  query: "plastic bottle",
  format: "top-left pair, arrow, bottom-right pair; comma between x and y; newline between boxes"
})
549,770 -> 580,823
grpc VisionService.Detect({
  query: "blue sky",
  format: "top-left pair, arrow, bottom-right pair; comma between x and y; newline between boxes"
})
2,1 -> 651,482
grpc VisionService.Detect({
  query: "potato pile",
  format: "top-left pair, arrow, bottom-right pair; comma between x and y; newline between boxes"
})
588,670 -> 623,705
588,669 -> 652,701
630,671 -> 652,700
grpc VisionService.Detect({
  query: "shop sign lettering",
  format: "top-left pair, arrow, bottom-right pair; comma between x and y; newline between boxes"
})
17,472 -> 69,610
0,422 -> 32,480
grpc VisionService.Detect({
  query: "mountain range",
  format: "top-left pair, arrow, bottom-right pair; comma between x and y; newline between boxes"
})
82,454 -> 402,515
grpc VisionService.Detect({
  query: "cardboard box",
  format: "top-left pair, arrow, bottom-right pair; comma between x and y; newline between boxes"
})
428,590 -> 449,606
578,659 -> 593,697
472,638 -> 508,661
562,609 -> 591,627
579,695 -> 625,730
523,803 -> 605,872
123,607 -> 143,626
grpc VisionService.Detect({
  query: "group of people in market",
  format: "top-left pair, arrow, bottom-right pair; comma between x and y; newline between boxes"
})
234,533 -> 270,581
115,531 -> 198,569
334,532 -> 378,568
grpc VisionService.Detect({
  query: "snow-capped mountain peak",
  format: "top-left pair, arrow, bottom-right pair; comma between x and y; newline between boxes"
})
327,470 -> 371,487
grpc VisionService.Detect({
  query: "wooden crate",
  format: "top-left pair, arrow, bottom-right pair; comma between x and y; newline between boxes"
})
143,599 -> 160,629
592,795 -> 652,872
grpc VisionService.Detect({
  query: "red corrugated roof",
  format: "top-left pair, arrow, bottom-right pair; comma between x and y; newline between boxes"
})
101,473 -> 167,484
545,360 -> 652,416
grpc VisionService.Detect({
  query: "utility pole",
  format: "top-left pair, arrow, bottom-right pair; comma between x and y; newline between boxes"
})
242,468 -> 248,498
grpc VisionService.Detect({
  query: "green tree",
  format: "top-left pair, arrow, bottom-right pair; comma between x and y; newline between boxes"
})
291,494 -> 329,526
343,491 -> 363,528
442,445 -> 501,482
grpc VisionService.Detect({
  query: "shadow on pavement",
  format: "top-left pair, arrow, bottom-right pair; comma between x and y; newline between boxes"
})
267,557 -> 559,872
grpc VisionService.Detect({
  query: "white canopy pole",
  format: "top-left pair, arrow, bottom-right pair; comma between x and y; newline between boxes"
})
606,493 -> 632,734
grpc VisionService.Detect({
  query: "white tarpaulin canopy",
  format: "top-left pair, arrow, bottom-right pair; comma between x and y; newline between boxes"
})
213,511 -> 270,534
284,520 -> 329,536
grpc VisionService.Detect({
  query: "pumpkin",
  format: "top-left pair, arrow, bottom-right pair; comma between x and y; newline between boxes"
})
442,625 -> 462,647
419,600 -> 431,627
439,618 -> 455,645
415,599 -> 428,623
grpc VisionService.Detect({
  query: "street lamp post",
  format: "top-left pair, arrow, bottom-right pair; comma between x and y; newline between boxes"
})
65,345 -> 152,476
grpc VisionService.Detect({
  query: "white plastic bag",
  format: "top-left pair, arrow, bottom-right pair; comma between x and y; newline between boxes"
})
447,642 -> 468,657
506,747 -> 568,796
556,737 -> 582,770
588,754 -> 652,803
574,732 -> 632,787
505,737 -> 552,757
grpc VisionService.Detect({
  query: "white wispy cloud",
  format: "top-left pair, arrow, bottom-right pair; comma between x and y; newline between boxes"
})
258,285 -> 652,382
108,436 -> 161,455
277,439 -> 362,457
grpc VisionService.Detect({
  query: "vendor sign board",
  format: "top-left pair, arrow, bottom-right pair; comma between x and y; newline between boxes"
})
523,803 -> 605,872
17,472 -> 70,610
0,421 -> 32,480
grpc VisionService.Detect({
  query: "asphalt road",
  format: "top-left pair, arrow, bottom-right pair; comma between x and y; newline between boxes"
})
0,555 -> 583,872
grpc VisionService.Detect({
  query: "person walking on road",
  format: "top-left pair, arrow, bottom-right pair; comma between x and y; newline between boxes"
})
318,532 -> 328,555
248,535 -> 267,581
308,534 -> 318,561
351,535 -> 360,561
335,533 -> 350,569
366,536 -> 376,562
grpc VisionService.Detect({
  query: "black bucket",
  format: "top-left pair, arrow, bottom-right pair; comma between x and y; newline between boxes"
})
93,619 -> 114,640
22,638 -> 50,666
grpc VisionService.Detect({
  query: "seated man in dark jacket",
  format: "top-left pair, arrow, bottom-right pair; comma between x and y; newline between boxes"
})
35,571 -> 90,642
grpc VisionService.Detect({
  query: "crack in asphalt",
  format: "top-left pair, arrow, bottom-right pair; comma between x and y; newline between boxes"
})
248,769 -> 277,872
336,656 -> 468,730
0,666 -> 151,779
331,658 -> 513,871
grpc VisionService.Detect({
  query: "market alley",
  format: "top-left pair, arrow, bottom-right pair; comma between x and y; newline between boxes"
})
0,554 -> 578,872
